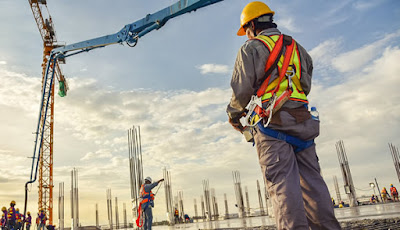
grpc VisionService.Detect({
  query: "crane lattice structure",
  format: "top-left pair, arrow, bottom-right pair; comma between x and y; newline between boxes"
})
28,0 -> 68,225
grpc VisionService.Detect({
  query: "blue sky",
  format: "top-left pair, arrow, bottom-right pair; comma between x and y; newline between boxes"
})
1,0 -> 400,226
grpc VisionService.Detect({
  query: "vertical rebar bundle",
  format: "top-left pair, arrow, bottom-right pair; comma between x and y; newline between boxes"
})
224,193 -> 229,219
58,182 -> 64,230
163,168 -> 174,224
211,188 -> 219,220
95,204 -> 99,229
123,203 -> 127,228
193,199 -> 198,222
264,186 -> 269,216
115,197 -> 119,229
232,171 -> 245,218
389,143 -> 400,183
245,186 -> 250,216
256,180 -> 265,216
70,168 -> 79,229
178,191 -> 185,220
107,189 -> 113,230
202,180 -> 212,220
333,175 -> 342,203
128,126 -> 144,222
336,140 -> 357,207
200,195 -> 206,221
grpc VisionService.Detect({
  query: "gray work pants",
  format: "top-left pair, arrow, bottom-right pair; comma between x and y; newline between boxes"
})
143,207 -> 153,230
254,111 -> 341,230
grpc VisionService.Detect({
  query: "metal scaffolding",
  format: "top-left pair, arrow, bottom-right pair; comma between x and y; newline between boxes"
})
389,143 -> 400,183
336,140 -> 357,207
232,171 -> 245,218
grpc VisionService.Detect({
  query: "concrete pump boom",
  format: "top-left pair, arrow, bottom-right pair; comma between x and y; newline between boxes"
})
23,0 -> 223,227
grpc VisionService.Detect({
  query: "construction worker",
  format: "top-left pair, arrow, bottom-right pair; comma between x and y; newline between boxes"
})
227,2 -> 341,229
25,212 -> 32,230
370,194 -> 377,204
174,208 -> 179,224
38,209 -> 46,230
15,209 -> 21,230
1,213 -> 6,230
390,184 -> 399,201
1,207 -> 7,230
8,201 -> 16,230
139,177 -> 164,230
381,187 -> 390,202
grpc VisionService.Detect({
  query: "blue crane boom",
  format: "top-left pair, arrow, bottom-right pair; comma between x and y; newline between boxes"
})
23,0 -> 223,225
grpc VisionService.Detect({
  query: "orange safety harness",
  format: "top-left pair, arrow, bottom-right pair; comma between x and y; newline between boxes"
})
136,184 -> 155,227
242,34 -> 296,127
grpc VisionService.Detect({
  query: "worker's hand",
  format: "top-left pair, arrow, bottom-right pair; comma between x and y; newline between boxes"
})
229,113 -> 245,133
158,178 -> 164,183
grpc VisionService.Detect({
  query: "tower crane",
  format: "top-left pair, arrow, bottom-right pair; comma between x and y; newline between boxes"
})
23,0 -> 223,227
28,0 -> 68,225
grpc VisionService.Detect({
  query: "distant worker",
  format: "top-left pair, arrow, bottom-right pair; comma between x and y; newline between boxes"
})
331,197 -> 335,206
38,209 -> 46,230
174,208 -> 179,224
138,177 -> 164,230
184,214 -> 190,223
390,184 -> 399,201
381,187 -> 390,202
25,212 -> 32,230
15,208 -> 22,230
1,213 -> 7,230
1,207 -> 7,230
8,201 -> 16,230
35,213 -> 39,229
370,194 -> 377,204
226,2 -> 341,229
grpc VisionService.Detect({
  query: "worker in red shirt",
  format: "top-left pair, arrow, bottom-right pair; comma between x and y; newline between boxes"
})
390,184 -> 399,201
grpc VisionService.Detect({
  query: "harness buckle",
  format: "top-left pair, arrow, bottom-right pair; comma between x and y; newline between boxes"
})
241,95 -> 263,127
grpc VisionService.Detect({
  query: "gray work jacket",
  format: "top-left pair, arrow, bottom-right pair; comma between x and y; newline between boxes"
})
226,28 -> 313,120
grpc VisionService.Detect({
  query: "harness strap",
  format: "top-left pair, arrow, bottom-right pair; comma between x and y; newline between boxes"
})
257,123 -> 314,153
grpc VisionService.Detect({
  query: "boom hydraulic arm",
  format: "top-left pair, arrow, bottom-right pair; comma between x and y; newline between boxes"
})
23,0 -> 223,225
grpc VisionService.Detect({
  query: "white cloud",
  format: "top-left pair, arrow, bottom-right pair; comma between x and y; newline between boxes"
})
81,149 -> 113,161
0,61 -> 6,65
277,17 -> 301,33
332,30 -> 400,73
352,0 -> 381,11
196,64 -> 229,75
309,38 -> 343,74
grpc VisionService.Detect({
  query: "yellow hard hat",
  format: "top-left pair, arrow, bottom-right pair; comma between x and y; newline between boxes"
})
390,184 -> 393,186
1,207 -> 6,211
27,212 -> 31,215
10,200 -> 16,206
16,208 -> 19,212
237,1 -> 275,36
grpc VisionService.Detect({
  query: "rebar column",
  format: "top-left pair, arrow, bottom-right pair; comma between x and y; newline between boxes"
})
163,168 -> 174,224
194,199 -> 198,222
123,203 -> 127,228
389,143 -> 400,183
232,171 -> 245,218
178,191 -> 184,220
115,197 -> 119,229
336,140 -> 357,207
200,195 -> 206,221
58,182 -> 64,230
333,175 -> 342,203
70,168 -> 79,229
224,193 -> 229,219
107,189 -> 113,230
128,126 -> 144,224
95,204 -> 99,229
202,180 -> 212,221
256,180 -> 264,216
245,186 -> 250,216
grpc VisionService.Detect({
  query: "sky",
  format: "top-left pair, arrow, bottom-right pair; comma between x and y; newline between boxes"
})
1,0 -> 400,226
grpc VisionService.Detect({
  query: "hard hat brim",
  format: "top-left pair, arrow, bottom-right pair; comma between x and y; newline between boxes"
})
237,27 -> 246,36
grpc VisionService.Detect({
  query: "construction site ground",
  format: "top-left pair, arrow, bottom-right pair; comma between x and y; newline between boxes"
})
152,202 -> 400,230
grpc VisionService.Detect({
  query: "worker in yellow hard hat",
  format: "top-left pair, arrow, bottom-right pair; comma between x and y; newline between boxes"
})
25,212 -> 32,230
390,184 -> 398,201
38,209 -> 47,230
227,2 -> 340,229
8,201 -> 17,230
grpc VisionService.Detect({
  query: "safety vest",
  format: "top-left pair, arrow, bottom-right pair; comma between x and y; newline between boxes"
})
174,209 -> 178,216
140,184 -> 155,207
16,213 -> 20,222
7,207 -> 15,221
254,34 -> 308,104
391,187 -> 398,194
